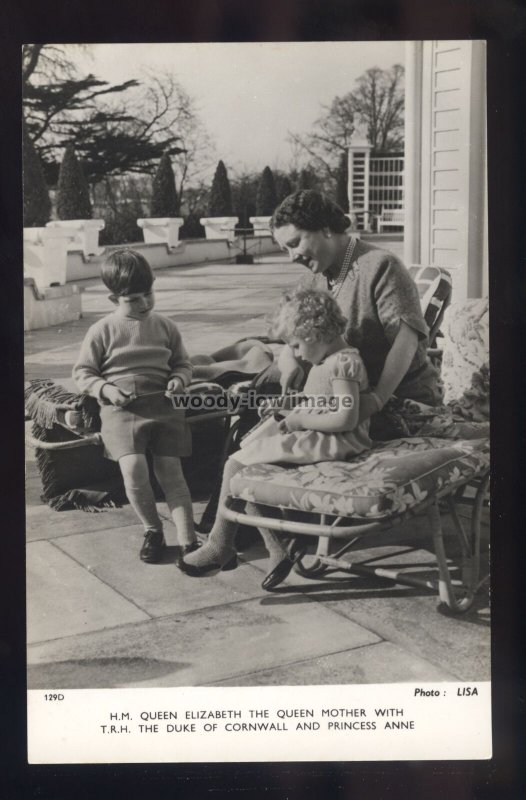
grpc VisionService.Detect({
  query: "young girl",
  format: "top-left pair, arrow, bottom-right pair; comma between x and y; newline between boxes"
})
73,249 -> 199,565
179,287 -> 373,589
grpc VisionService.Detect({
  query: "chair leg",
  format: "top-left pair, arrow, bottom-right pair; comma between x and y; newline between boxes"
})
428,500 -> 476,614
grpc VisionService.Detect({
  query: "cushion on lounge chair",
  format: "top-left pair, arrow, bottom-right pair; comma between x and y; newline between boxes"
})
440,297 -> 489,420
229,437 -> 489,520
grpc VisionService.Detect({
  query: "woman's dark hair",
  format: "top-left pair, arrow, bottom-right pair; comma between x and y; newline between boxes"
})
101,248 -> 154,296
270,190 -> 350,234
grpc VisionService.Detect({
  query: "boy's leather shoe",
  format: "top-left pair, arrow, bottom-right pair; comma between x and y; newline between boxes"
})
140,530 -> 166,563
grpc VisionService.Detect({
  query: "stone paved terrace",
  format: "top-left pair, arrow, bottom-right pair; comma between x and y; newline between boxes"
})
25,245 -> 490,689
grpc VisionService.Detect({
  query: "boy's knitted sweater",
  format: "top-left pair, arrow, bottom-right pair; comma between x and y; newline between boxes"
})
73,311 -> 193,400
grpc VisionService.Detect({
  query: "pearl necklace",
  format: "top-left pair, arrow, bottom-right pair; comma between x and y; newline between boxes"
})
328,237 -> 357,299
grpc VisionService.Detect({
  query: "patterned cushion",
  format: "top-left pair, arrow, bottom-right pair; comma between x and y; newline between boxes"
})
230,437 -> 489,521
441,298 -> 489,418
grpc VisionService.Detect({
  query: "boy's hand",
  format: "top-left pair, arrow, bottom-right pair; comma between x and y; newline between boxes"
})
101,384 -> 133,407
166,377 -> 185,396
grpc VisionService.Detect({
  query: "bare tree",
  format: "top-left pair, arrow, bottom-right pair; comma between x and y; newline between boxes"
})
289,64 -> 405,184
351,64 -> 405,152
136,72 -> 216,207
22,47 -> 214,191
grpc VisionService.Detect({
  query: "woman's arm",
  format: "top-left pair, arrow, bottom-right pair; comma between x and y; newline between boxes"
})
358,321 -> 419,421
279,378 -> 360,434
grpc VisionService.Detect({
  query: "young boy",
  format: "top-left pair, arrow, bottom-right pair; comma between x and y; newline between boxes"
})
73,248 -> 199,564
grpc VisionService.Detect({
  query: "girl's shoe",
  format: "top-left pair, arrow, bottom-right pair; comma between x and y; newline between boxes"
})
261,542 -> 307,591
176,554 -> 237,576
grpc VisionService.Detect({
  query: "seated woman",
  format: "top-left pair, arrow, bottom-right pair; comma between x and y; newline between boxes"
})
269,190 -> 442,426
179,287 -> 372,589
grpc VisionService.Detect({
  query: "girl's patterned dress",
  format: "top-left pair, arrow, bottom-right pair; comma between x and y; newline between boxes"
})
235,347 -> 371,466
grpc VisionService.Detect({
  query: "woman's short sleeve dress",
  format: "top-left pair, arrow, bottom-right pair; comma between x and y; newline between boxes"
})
235,347 -> 371,466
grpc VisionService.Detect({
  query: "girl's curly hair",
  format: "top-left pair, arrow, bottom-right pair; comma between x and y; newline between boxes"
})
270,286 -> 347,343
270,190 -> 351,234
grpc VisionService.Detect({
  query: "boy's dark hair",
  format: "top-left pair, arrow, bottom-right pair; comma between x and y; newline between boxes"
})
101,249 -> 154,296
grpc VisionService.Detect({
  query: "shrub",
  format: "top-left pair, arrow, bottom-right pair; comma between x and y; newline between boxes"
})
56,145 -> 92,220
23,127 -> 51,227
208,160 -> 233,216
256,166 -> 278,215
99,204 -> 144,246
179,214 -> 206,239
335,151 -> 350,212
150,152 -> 179,217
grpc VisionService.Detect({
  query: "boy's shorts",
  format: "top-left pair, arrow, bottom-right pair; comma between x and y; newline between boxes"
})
99,376 -> 191,461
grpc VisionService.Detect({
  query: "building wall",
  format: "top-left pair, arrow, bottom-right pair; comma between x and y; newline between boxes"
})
416,41 -> 487,300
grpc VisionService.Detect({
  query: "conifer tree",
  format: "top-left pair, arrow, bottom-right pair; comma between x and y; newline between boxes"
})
56,145 -> 92,220
208,160 -> 233,216
23,125 -> 51,226
255,166 -> 278,215
150,152 -> 179,216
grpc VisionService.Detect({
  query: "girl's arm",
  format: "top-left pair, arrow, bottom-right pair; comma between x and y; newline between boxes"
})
279,378 -> 360,434
277,344 -> 306,393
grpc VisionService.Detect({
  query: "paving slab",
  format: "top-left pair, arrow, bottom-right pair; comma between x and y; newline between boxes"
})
54,523 -> 268,617
249,538 -> 490,681
212,640 -> 456,686
25,475 -> 46,508
25,503 -> 140,541
288,584 -> 490,681
27,595 -> 380,688
27,540 -> 149,644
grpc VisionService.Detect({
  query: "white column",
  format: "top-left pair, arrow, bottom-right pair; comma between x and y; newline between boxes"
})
466,41 -> 487,298
403,41 -> 423,266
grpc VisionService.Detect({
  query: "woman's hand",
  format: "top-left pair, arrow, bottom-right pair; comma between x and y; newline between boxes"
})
277,345 -> 305,393
358,391 -> 383,423
101,384 -> 133,407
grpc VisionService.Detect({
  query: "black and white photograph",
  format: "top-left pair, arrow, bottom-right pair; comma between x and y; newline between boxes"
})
23,40 -> 492,763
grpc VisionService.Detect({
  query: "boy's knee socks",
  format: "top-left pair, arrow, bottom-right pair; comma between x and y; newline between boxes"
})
124,482 -> 163,532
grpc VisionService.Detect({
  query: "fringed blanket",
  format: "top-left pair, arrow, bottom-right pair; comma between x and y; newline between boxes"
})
24,380 -> 101,433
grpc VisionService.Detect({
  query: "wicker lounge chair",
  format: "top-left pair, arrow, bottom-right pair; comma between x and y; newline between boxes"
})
221,295 -> 490,615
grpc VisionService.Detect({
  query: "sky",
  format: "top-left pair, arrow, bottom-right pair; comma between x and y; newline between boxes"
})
70,41 -> 405,179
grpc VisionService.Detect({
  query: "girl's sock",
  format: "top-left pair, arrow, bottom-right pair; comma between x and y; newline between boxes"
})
245,503 -> 290,572
183,459 -> 290,572
183,458 -> 244,567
